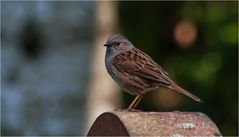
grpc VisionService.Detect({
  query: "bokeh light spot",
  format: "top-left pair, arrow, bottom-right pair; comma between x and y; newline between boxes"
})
151,88 -> 182,109
202,53 -> 222,74
174,21 -> 198,48
219,23 -> 238,45
193,53 -> 221,87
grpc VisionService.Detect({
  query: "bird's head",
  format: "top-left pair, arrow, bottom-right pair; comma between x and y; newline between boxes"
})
104,34 -> 135,57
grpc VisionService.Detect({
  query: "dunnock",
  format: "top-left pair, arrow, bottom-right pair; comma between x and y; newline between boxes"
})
104,34 -> 202,110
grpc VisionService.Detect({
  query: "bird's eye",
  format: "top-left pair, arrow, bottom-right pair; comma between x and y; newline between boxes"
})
115,42 -> 120,46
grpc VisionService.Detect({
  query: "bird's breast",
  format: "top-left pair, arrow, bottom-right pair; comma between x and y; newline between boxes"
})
105,59 -> 158,95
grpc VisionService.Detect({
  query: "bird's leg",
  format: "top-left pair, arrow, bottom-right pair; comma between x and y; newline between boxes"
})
127,94 -> 144,110
128,95 -> 140,110
132,94 -> 144,109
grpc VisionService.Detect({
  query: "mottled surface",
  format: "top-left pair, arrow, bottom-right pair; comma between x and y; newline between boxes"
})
2,1 -> 95,135
112,111 -> 221,136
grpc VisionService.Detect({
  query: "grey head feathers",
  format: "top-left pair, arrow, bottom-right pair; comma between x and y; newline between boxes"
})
104,34 -> 135,60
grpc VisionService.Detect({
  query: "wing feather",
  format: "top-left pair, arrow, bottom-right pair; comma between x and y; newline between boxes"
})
112,48 -> 170,86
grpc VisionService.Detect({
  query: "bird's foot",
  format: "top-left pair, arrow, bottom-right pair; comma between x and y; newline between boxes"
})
114,108 -> 143,112
126,108 -> 143,112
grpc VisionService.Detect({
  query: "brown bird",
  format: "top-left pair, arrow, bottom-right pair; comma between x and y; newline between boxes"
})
104,34 -> 202,110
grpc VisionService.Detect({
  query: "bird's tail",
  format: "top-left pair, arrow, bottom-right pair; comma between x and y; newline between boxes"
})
168,82 -> 203,103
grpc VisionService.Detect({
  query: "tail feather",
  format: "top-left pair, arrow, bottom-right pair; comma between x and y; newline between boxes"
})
169,83 -> 203,103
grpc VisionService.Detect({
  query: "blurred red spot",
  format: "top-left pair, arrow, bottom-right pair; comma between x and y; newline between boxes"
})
174,21 -> 197,48
151,88 -> 182,109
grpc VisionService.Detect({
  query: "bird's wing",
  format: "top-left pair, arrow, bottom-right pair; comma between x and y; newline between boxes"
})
112,48 -> 171,86
112,48 -> 202,102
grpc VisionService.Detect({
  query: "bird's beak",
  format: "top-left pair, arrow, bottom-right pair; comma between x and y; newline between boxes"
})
104,44 -> 111,47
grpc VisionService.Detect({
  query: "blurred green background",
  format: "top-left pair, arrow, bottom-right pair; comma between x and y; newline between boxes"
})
119,2 -> 238,135
1,1 -> 238,136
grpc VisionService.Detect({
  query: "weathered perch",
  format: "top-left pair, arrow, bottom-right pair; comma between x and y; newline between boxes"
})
87,110 -> 221,136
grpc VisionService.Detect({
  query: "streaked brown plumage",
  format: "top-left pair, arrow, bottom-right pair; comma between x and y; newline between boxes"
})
104,34 -> 202,110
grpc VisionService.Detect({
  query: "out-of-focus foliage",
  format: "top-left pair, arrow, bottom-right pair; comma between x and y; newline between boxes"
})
119,1 -> 238,136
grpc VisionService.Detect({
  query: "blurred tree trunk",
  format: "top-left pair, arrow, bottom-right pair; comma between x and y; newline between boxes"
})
86,1 -> 121,133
